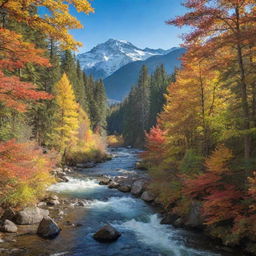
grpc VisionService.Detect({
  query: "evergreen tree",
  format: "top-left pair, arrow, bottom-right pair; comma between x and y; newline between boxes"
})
149,65 -> 173,128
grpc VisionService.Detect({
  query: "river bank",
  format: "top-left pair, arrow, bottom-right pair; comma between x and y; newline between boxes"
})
0,148 -> 247,256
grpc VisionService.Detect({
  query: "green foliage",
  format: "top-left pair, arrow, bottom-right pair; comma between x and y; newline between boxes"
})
179,149 -> 204,175
107,65 -> 174,147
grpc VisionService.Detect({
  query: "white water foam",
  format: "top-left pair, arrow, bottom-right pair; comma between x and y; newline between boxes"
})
48,177 -> 102,193
84,197 -> 141,217
50,253 -> 69,256
115,214 -> 218,256
117,169 -> 136,175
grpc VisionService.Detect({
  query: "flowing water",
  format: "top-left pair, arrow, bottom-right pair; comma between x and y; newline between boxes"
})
3,148 -> 244,256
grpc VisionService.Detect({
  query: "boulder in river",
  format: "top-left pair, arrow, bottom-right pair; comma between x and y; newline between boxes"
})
0,219 -> 18,233
118,185 -> 131,193
108,181 -> 119,189
131,180 -> 146,196
99,176 -> 111,185
37,217 -> 61,238
46,195 -> 60,206
93,224 -> 121,242
15,207 -> 49,225
141,191 -> 155,202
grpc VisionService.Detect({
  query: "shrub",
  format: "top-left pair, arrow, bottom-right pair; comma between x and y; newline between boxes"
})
0,140 -> 56,207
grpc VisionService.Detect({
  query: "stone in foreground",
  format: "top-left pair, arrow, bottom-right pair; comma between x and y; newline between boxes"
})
15,207 -> 49,225
93,224 -> 121,242
37,217 -> 61,238
141,191 -> 155,202
0,219 -> 18,233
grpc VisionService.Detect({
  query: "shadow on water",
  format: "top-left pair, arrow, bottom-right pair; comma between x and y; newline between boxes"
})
2,148 -> 245,256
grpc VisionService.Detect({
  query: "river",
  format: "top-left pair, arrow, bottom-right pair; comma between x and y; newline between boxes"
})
7,147 -> 244,256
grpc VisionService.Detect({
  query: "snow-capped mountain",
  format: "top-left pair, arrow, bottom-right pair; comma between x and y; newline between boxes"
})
77,39 -> 175,79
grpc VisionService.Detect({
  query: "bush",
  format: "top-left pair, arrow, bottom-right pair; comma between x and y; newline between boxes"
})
0,140 -> 56,207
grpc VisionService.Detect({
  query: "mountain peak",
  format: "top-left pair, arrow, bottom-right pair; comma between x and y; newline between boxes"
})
77,40 -> 176,79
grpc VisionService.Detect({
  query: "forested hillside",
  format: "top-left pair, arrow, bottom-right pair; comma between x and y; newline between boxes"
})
104,48 -> 184,101
107,64 -> 175,147
0,0 -> 107,207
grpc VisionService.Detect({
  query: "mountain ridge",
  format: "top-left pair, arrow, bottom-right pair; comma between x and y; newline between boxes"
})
77,39 -> 176,79
104,48 -> 186,101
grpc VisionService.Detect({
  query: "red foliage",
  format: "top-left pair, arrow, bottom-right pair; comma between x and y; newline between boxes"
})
0,28 -> 52,111
141,125 -> 166,165
0,140 -> 53,181
184,145 -> 243,225
0,71 -> 51,112
203,185 -> 243,225
0,29 -> 50,71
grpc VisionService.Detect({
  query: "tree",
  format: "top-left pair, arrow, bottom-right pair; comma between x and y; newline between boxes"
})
0,28 -> 51,112
0,0 -> 94,49
167,0 -> 256,159
149,65 -> 171,128
48,73 -> 79,154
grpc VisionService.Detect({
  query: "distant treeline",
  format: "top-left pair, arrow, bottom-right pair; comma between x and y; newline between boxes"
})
107,64 -> 175,147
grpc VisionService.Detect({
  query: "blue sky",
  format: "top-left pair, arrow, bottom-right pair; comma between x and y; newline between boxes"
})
70,0 -> 189,53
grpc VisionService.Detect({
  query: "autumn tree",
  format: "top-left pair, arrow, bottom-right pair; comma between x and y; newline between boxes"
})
48,73 -> 79,155
0,28 -> 51,112
167,0 -> 256,159
0,0 -> 94,49
0,140 -> 55,206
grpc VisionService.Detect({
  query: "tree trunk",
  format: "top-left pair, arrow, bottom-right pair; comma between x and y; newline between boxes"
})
235,7 -> 251,159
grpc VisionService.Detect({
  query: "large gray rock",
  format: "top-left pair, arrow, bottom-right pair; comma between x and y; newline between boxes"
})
108,181 -> 119,189
118,185 -> 131,193
184,201 -> 204,228
0,219 -> 17,233
15,207 -> 49,225
93,224 -> 121,242
99,176 -> 111,185
131,180 -> 146,196
141,191 -> 155,202
37,217 -> 61,238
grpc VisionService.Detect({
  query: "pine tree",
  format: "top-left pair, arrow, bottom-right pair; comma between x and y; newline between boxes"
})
149,65 -> 172,129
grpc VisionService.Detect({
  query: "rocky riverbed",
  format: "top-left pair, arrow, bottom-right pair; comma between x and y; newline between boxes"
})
0,147 -> 246,256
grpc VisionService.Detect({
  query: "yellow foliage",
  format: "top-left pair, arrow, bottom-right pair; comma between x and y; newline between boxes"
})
107,135 -> 124,147
65,106 -> 106,164
49,73 -> 79,154
2,0 -> 94,49
205,145 -> 233,174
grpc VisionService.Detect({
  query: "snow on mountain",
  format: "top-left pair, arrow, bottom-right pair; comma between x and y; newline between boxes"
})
77,39 -> 174,79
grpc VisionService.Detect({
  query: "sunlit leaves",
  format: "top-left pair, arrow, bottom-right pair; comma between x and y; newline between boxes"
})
1,0 -> 94,49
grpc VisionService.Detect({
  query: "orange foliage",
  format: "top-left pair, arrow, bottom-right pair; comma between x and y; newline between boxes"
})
142,125 -> 166,166
0,140 -> 56,206
0,28 -> 52,112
